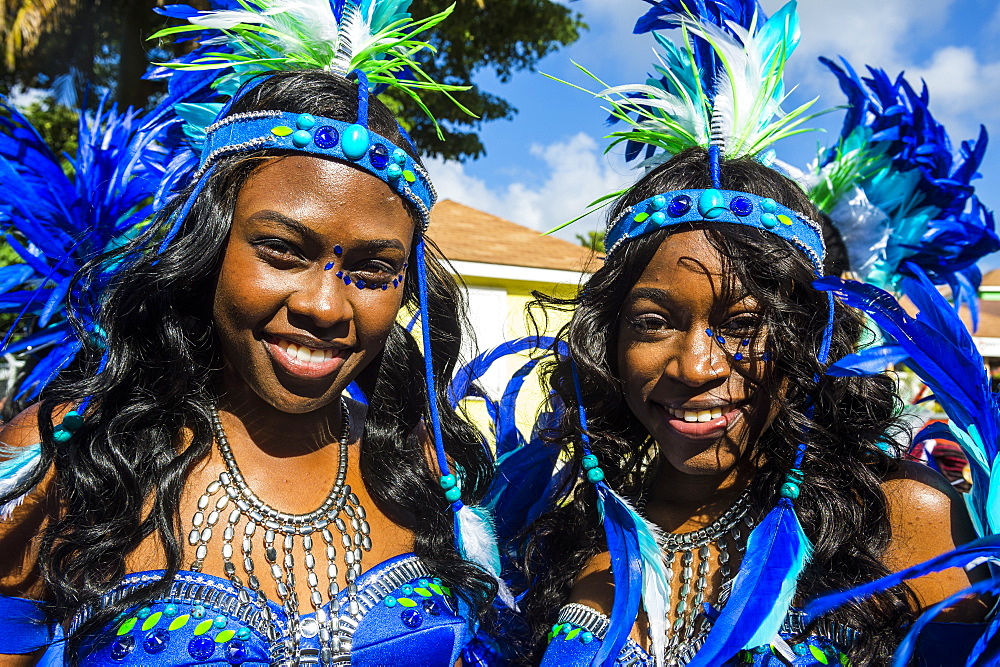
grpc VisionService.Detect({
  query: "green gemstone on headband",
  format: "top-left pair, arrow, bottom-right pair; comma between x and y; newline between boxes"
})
761,198 -> 778,213
341,124 -> 370,161
141,611 -> 162,631
296,114 -> 317,130
168,615 -> 190,631
698,189 -> 727,219
117,617 -> 137,636
214,629 -> 236,643
777,214 -> 794,226
398,597 -> 417,608
270,125 -> 293,137
292,130 -> 312,148
402,170 -> 417,183
761,213 -> 779,229
633,212 -> 650,223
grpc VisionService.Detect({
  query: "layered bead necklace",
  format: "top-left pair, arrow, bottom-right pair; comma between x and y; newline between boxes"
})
655,486 -> 753,666
187,398 -> 371,665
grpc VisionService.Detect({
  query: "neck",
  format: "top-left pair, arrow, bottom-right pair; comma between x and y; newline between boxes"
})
216,367 -> 347,459
645,457 -> 757,532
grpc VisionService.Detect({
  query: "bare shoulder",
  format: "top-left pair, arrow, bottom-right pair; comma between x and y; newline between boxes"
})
881,459 -> 986,620
0,403 -> 56,600
566,551 -> 649,647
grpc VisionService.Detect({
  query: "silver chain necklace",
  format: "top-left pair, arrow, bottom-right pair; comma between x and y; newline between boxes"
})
655,486 -> 753,666
187,398 -> 372,665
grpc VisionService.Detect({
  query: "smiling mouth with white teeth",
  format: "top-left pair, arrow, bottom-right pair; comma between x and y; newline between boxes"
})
273,338 -> 338,363
666,406 -> 729,422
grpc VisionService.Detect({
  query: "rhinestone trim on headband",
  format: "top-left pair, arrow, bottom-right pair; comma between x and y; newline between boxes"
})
605,189 -> 827,275
196,110 -> 436,230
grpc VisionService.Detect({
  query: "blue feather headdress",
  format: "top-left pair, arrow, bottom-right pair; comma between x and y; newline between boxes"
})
544,2 -> 836,664
808,59 -> 997,324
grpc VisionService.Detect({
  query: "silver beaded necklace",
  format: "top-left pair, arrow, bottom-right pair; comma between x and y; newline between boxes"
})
655,486 -> 753,666
187,398 -> 372,665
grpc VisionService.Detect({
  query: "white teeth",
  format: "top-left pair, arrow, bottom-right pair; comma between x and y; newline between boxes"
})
669,406 -> 730,422
309,349 -> 326,363
286,342 -> 299,357
295,346 -> 312,362
274,338 -> 337,364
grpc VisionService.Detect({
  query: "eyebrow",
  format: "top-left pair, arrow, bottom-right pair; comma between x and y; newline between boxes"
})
628,287 -> 674,308
243,211 -> 407,252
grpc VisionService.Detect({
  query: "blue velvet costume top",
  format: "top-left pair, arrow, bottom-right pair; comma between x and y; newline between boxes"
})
0,553 -> 490,665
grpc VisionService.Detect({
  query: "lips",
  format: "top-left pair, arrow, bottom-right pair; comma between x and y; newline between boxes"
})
265,335 -> 349,379
655,402 -> 743,439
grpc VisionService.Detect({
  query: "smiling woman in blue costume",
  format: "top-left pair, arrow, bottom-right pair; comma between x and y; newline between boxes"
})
513,2 -> 991,666
0,2 -> 505,665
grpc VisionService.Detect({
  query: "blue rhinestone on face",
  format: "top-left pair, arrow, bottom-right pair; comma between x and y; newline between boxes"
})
334,245 -> 343,255
110,635 -> 136,661
369,143 -> 390,169
343,275 -> 352,285
143,629 -> 169,655
401,609 -> 423,628
734,352 -> 744,361
325,262 -> 334,271
356,279 -> 366,289
226,640 -> 249,665
668,194 -> 693,217
313,126 -> 339,149
422,599 -> 441,615
730,195 -> 754,217
705,328 -> 713,337
188,636 -> 216,661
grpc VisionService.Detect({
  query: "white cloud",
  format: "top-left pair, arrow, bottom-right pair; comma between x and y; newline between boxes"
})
908,46 -> 1000,139
426,132 -> 635,238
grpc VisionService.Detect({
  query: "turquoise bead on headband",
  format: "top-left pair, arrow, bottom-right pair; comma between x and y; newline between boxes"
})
604,188 -> 827,276
197,110 -> 436,230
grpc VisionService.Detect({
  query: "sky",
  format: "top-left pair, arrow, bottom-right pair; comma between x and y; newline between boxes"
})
424,0 -> 1000,272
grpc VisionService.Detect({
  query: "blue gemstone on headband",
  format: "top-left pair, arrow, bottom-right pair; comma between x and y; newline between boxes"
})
761,198 -> 778,213
188,636 -> 215,661
650,211 -> 666,225
292,129 -> 312,148
369,143 -> 390,169
314,126 -> 339,149
761,213 -> 779,229
668,195 -> 692,217
699,189 -> 727,219
296,114 -> 317,130
650,195 -> 667,211
342,124 -> 370,161
110,635 -> 135,661
730,196 -> 753,216
387,164 -> 403,180
401,609 -> 423,628
143,630 -> 169,654
393,148 -> 408,166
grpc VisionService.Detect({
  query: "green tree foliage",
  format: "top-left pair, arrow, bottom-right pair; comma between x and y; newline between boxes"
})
576,230 -> 604,253
0,0 -> 585,162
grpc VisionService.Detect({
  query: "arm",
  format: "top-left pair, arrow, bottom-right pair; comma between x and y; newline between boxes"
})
881,460 -> 989,621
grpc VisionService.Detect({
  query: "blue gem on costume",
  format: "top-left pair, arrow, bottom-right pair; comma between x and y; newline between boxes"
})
650,195 -> 667,211
292,129 -> 312,148
313,126 -> 340,149
581,631 -> 594,644
401,609 -> 423,628
225,640 -> 249,664
109,636 -> 135,661
192,605 -> 206,618
62,410 -> 84,430
586,468 -> 605,483
384,596 -> 398,607
698,189 -> 727,219
760,198 -> 778,213
163,604 -> 178,617
444,487 -> 462,502
667,195 -> 692,217
730,196 -> 753,216
236,627 -> 251,640
392,148 -> 408,165
296,114 -> 317,130
387,164 -> 403,180
188,636 -> 216,660
439,474 -> 457,489
213,615 -> 227,629
341,124 -> 370,160
53,426 -> 73,442
650,211 -> 666,225
761,213 -> 779,229
581,454 -> 599,470
401,585 -> 414,595
137,606 -> 151,619
369,143 -> 390,169
143,629 -> 169,654
422,599 -> 441,615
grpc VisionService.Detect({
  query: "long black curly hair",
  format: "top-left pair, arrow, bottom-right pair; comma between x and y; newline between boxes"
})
1,70 -> 496,658
517,148 -> 917,665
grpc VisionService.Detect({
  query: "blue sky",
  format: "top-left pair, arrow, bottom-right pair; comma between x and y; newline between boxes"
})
425,0 -> 1000,272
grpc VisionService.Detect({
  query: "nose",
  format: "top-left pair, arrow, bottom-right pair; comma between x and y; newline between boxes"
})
667,327 -> 729,388
285,268 -> 353,334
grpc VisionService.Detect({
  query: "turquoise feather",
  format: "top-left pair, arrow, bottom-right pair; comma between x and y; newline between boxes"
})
0,442 -> 42,519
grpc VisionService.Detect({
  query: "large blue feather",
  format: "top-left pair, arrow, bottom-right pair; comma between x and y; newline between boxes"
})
595,485 -> 644,666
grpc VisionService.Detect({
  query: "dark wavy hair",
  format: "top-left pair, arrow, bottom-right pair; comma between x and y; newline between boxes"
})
517,148 -> 917,665
2,70 -> 495,658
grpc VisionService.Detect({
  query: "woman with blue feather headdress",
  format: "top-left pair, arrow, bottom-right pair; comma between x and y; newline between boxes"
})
0,0 -> 511,664
499,1 -> 992,665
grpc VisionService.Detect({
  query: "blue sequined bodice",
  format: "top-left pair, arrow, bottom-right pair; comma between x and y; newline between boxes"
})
68,553 -> 473,665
